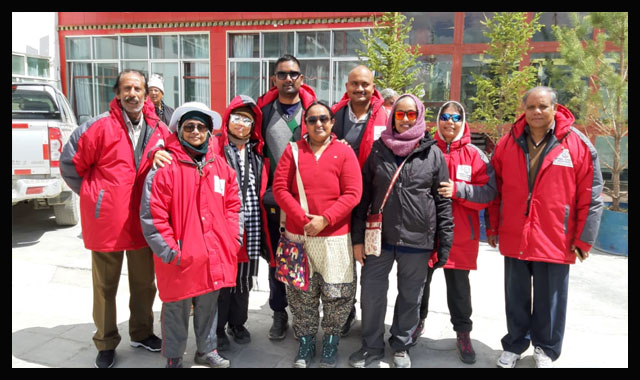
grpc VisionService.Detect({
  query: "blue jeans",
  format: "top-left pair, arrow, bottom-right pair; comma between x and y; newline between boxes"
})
501,257 -> 570,361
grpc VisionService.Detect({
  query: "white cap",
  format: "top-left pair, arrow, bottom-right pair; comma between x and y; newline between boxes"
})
148,74 -> 164,93
168,102 -> 222,133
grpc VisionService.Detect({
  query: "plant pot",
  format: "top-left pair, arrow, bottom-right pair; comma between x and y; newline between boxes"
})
594,202 -> 628,256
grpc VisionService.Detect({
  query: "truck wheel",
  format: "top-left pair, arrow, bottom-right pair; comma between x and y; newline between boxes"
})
54,192 -> 80,226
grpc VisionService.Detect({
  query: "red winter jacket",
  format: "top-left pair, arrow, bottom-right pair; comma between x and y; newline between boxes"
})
140,132 -> 242,303
61,97 -> 170,252
331,90 -> 389,168
433,122 -> 497,270
487,105 -> 604,264
273,134 -> 362,237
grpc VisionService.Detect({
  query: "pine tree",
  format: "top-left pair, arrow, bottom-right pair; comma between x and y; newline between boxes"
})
469,12 -> 542,143
553,12 -> 628,211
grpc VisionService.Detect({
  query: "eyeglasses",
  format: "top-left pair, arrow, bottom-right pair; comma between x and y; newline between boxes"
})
229,114 -> 253,126
306,115 -> 331,125
182,123 -> 208,133
440,113 -> 462,122
275,71 -> 302,80
394,110 -> 418,121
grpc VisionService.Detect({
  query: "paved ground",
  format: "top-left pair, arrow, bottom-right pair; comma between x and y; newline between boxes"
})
12,201 -> 628,368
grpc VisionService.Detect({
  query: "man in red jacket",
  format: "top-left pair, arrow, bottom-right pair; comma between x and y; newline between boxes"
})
330,65 -> 388,336
487,87 -> 604,368
255,55 -> 317,341
61,70 -> 170,368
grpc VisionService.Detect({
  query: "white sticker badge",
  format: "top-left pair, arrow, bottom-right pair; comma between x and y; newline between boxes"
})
552,149 -> 574,168
214,175 -> 226,195
456,165 -> 472,182
373,125 -> 386,141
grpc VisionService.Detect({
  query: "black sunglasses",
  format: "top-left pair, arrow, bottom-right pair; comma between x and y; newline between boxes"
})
306,115 -> 331,125
275,71 -> 302,80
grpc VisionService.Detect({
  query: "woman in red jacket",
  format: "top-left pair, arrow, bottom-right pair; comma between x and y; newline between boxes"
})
140,102 -> 241,368
419,101 -> 497,364
273,101 -> 362,368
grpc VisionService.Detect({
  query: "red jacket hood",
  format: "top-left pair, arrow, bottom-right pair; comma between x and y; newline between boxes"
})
511,104 -> 576,140
256,83 -> 317,110
435,121 -> 472,152
219,95 -> 264,155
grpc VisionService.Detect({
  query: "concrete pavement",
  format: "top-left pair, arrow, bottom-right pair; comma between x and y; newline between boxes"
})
12,201 -> 628,368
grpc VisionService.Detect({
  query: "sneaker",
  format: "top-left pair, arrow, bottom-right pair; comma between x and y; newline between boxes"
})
217,329 -> 230,352
130,334 -> 162,352
194,350 -> 230,368
348,347 -> 384,368
95,350 -> 115,368
320,334 -> 339,368
293,335 -> 316,368
166,357 -> 183,368
227,325 -> 251,344
534,346 -> 553,368
393,350 -> 411,368
496,350 -> 521,368
269,311 -> 288,340
340,306 -> 357,337
456,331 -> 476,364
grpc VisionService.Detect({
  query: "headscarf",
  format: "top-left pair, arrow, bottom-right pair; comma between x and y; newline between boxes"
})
380,93 -> 426,157
178,111 -> 212,156
436,100 -> 466,143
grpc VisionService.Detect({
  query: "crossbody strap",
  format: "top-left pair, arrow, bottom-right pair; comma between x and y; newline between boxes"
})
290,142 -> 309,214
377,157 -> 409,214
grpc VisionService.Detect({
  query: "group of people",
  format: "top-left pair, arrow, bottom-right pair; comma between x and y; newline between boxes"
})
60,53 -> 603,369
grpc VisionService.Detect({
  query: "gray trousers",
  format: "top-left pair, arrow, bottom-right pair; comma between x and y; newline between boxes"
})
160,290 -> 220,358
360,246 -> 430,352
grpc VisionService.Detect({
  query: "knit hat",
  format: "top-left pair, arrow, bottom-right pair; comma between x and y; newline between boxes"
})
148,74 -> 164,93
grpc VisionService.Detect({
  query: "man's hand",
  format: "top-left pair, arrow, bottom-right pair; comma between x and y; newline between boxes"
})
303,214 -> 329,236
437,179 -> 454,198
153,150 -> 172,169
488,235 -> 498,248
353,243 -> 365,266
572,244 -> 589,262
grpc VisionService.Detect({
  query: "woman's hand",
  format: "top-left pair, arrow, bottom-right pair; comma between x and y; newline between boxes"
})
153,150 -> 173,169
438,179 -> 454,198
353,243 -> 365,266
303,214 -> 329,236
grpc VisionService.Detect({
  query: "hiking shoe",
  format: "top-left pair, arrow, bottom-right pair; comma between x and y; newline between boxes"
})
534,346 -> 553,368
348,347 -> 384,368
497,350 -> 521,368
95,349 -> 115,368
217,329 -> 230,352
130,334 -> 162,352
340,306 -> 357,337
228,325 -> 251,344
194,350 -> 230,368
269,311 -> 288,340
456,331 -> 476,364
320,334 -> 339,368
293,335 -> 316,368
393,350 -> 411,368
166,357 -> 183,368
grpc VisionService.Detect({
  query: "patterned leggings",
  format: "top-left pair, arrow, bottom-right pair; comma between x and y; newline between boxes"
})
286,272 -> 357,337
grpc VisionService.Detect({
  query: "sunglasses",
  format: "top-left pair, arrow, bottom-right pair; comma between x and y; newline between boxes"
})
229,114 -> 253,126
440,113 -> 462,122
182,123 -> 208,133
394,110 -> 418,121
306,115 -> 332,125
275,71 -> 302,80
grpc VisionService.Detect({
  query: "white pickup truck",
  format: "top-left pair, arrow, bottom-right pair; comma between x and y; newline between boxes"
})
12,83 -> 80,225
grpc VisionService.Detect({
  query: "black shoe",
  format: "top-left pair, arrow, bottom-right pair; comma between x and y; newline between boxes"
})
456,331 -> 476,364
166,357 -> 183,368
293,335 -> 316,368
95,350 -> 115,368
228,325 -> 251,344
217,329 -> 231,351
348,347 -> 384,368
269,311 -> 288,340
340,306 -> 357,337
130,334 -> 162,352
320,334 -> 340,368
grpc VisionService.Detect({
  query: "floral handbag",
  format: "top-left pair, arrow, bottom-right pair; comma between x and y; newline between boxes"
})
364,158 -> 408,256
275,142 -> 310,291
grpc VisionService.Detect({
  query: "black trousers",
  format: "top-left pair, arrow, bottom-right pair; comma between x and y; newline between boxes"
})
217,269 -> 253,331
420,267 -> 473,332
266,208 -> 288,313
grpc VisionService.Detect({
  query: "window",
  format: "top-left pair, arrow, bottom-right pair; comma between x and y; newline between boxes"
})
228,29 -> 369,105
12,55 -> 25,75
405,12 -> 454,45
464,12 -> 494,43
460,54 -> 494,117
416,55 -> 452,119
533,12 -> 591,42
529,53 -> 574,106
66,34 -> 209,118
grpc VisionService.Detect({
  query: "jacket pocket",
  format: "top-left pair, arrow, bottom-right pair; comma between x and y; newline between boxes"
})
95,189 -> 105,219
564,205 -> 570,235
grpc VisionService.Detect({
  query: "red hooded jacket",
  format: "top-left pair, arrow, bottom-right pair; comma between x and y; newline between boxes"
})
61,97 -> 171,252
487,105 -> 604,264
331,89 -> 389,168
